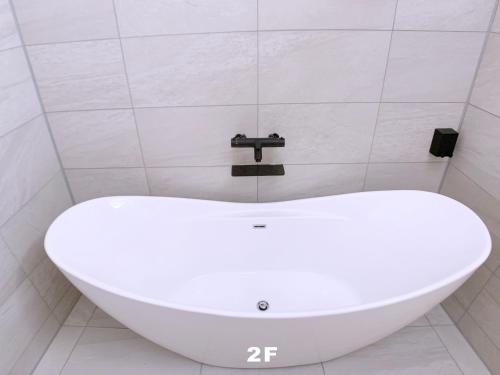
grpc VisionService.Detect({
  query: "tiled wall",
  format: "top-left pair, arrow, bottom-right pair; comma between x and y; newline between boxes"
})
0,1 -> 79,373
440,4 -> 500,374
10,0 -> 496,203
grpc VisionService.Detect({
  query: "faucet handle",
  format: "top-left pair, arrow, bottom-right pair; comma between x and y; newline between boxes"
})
268,133 -> 281,139
233,133 -> 247,139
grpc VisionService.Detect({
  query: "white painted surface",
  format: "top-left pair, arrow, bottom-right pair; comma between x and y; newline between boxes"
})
45,191 -> 491,368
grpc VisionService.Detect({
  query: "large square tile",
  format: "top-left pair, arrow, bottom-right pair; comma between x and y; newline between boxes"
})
66,168 -> 149,203
123,33 -> 257,107
12,0 -> 117,44
471,34 -> 500,117
383,31 -> 484,102
370,103 -> 464,163
259,31 -> 391,103
49,110 -> 143,168
323,326 -> 462,374
147,167 -> 257,202
115,0 -> 256,37
0,47 -> 42,137
395,0 -> 496,31
258,164 -> 366,202
61,327 -> 201,375
28,40 -> 131,111
259,0 -> 397,31
0,0 -> 21,51
0,237 -> 24,307
259,103 -> 378,164
0,116 -> 60,226
136,105 -> 257,167
452,106 -> 500,201
364,162 -> 447,192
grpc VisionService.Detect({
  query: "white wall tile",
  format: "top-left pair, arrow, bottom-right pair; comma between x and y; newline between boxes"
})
0,280 -> 50,373
0,0 -> 21,51
28,40 -> 130,111
123,33 -> 257,107
12,0 -> 117,45
383,31 -> 484,102
371,103 -> 464,163
0,116 -> 60,226
395,0 -> 497,31
259,103 -> 378,164
0,47 -> 42,137
10,315 -> 60,375
259,0 -> 397,31
471,34 -> 500,117
136,106 -> 257,167
1,172 -> 72,274
115,0 -> 257,37
441,166 -> 500,240
258,164 -> 366,202
260,31 -> 391,103
0,236 -> 24,307
66,168 -> 149,203
493,6 -> 500,33
364,163 -> 447,192
452,106 -> 500,201
323,326 -> 462,375
49,110 -> 143,168
147,167 -> 257,202
29,257 -> 70,310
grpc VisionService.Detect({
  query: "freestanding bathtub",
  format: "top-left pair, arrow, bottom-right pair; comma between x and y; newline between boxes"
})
45,191 -> 491,368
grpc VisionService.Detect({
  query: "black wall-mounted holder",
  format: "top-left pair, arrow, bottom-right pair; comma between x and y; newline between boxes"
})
429,128 -> 459,158
231,133 -> 285,176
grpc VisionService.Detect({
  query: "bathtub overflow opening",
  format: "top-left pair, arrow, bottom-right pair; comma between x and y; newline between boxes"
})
257,300 -> 269,311
253,224 -> 266,229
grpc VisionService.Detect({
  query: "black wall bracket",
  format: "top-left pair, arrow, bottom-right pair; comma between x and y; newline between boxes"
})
231,133 -> 285,177
429,128 -> 459,158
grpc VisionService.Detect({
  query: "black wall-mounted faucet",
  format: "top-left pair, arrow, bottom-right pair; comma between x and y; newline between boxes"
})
231,133 -> 285,162
231,133 -> 285,176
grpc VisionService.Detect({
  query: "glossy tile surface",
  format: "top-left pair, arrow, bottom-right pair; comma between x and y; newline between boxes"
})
12,0 -> 117,44
123,33 -> 257,107
0,0 -> 21,51
28,40 -> 130,111
383,31 -> 484,102
259,31 -> 391,103
259,0 -> 397,31
49,110 -> 143,168
115,0 -> 257,36
395,0 -> 496,31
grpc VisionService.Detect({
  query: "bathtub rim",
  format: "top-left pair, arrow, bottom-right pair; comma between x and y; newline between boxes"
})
45,191 -> 492,320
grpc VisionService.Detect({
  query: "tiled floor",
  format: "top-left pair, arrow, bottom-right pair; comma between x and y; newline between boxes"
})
33,296 -> 491,375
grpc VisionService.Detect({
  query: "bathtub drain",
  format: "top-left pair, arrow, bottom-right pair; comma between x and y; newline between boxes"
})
257,300 -> 269,311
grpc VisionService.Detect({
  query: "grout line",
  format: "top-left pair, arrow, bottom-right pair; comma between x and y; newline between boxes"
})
111,0 -> 152,196
438,0 -> 500,193
57,325 -> 86,375
20,28 -> 493,49
62,161 -> 447,171
7,0 -> 76,205
430,325 -> 466,375
0,112 -> 43,141
321,361 -> 327,375
256,0 -> 260,203
0,44 -> 24,53
469,103 -> 500,121
362,0 -> 399,190
42,101 -> 467,114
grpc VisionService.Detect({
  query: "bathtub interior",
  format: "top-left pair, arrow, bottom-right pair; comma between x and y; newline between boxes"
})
46,191 -> 490,315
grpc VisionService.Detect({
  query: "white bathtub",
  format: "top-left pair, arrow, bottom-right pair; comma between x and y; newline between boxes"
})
45,191 -> 490,368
